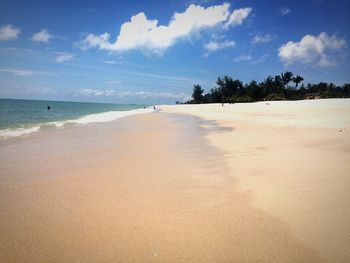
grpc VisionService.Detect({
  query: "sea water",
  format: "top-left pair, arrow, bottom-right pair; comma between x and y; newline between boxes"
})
0,99 -> 151,138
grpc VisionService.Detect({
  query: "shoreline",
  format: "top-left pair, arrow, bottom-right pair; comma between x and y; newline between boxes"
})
0,107 -> 153,139
1,99 -> 349,262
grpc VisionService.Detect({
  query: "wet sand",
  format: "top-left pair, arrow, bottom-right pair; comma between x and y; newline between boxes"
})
0,110 -> 327,262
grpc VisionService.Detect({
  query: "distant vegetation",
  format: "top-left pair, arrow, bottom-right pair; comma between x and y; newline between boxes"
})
185,72 -> 350,104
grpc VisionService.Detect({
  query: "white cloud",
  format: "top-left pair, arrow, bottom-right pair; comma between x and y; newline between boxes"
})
126,91 -> 189,100
234,54 -> 252,62
0,25 -> 20,41
280,7 -> 291,15
78,3 -> 252,54
80,89 -> 115,96
278,32 -> 346,67
234,54 -> 268,64
103,60 -> 117,64
0,68 -> 34,76
56,53 -> 74,62
102,60 -> 124,65
225,7 -> 252,28
31,29 -> 53,43
80,88 -> 189,100
252,34 -> 271,44
186,0 -> 216,5
0,68 -> 53,77
204,40 -> 235,54
79,33 -> 111,51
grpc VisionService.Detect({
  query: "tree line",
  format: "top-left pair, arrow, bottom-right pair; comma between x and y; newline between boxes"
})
186,72 -> 350,104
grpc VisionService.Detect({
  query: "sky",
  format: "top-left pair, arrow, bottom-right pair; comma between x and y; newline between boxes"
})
0,0 -> 349,104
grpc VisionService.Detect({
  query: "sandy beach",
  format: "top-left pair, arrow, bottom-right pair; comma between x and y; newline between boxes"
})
1,99 -> 349,262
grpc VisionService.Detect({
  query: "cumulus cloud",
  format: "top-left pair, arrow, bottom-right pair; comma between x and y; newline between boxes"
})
31,29 -> 53,43
280,7 -> 291,15
278,32 -> 346,66
78,3 -> 252,54
225,7 -> 252,28
252,34 -> 271,44
56,53 -> 74,62
80,88 -> 189,100
204,40 -> 235,54
0,25 -> 20,41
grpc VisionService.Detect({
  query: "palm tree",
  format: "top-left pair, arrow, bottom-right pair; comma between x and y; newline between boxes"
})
261,75 -> 273,94
281,71 -> 294,89
292,75 -> 304,89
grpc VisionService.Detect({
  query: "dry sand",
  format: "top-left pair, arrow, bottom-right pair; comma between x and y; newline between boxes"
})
162,98 -> 350,262
0,99 -> 349,262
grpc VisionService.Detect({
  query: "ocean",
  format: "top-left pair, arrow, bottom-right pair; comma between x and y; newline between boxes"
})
0,99 -> 151,138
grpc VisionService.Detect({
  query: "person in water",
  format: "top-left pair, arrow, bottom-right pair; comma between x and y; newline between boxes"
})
47,106 -> 51,110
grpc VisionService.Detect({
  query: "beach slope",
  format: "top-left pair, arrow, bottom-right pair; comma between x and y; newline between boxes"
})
0,99 -> 349,262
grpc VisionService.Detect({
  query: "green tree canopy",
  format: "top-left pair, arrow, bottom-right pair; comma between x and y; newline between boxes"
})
192,84 -> 204,103
184,71 -> 349,104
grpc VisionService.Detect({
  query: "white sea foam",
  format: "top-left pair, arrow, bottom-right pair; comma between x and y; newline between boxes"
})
0,107 -> 154,139
69,108 -> 154,124
0,126 -> 41,138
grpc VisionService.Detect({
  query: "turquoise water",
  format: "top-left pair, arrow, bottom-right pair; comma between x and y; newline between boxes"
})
0,99 -> 148,137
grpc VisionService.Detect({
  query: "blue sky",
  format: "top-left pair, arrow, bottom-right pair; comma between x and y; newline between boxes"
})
0,0 -> 349,104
